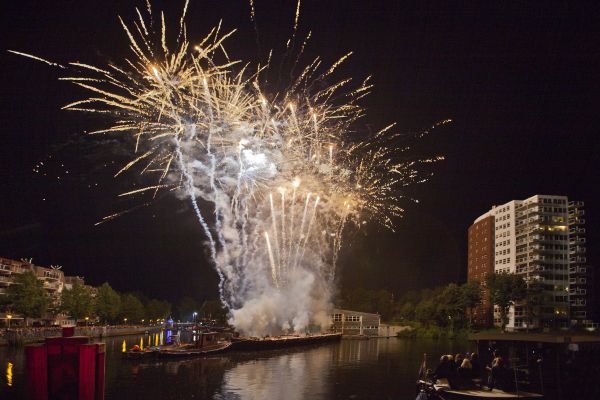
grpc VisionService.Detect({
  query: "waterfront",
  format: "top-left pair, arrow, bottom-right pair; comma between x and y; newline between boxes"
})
1,334 -> 472,399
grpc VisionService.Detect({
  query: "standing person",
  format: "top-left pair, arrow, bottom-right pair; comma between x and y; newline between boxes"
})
486,351 -> 504,391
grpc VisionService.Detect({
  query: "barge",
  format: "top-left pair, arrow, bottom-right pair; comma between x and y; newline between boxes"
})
230,332 -> 342,351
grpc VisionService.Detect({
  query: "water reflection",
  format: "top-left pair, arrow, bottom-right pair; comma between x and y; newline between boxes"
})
6,362 -> 12,387
120,330 -> 170,353
217,346 -> 331,400
333,338 -> 380,363
1,333 -> 474,400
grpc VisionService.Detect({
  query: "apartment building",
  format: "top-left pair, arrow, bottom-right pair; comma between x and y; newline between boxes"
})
468,195 -> 595,330
467,214 -> 494,326
0,257 -> 94,326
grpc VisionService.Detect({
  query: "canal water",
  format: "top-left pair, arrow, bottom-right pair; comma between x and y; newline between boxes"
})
0,333 -> 472,399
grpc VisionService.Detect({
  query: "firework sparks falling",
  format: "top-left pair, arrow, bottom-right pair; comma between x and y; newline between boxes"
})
12,1 -> 447,335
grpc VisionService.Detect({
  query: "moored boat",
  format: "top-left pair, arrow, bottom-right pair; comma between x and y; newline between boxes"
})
417,379 -> 543,399
230,332 -> 342,351
124,346 -> 158,359
158,342 -> 232,357
157,332 -> 232,358
415,351 -> 544,400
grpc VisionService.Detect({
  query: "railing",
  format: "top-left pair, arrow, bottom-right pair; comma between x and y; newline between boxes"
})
569,247 -> 586,255
569,267 -> 586,274
568,209 -> 585,217
0,325 -> 162,345
570,300 -> 586,307
569,288 -> 587,295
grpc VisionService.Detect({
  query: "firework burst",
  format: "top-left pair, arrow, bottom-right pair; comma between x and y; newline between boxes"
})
11,1 -> 447,335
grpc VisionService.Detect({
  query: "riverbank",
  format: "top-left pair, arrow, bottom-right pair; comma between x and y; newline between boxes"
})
396,323 -> 468,340
0,325 -> 162,346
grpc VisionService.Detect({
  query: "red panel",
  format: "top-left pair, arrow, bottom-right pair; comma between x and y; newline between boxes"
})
25,345 -> 48,400
95,344 -> 106,400
79,344 -> 97,400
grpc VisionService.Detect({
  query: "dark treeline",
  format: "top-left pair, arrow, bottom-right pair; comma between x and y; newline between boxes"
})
0,271 -> 172,325
1,271 -> 230,326
339,273 -> 532,337
338,281 -> 482,331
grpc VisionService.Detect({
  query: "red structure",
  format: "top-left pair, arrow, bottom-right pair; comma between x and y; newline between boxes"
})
25,327 -> 105,400
467,214 -> 495,327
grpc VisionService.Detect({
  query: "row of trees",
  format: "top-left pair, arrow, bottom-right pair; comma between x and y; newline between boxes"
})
394,281 -> 483,331
1,271 -> 172,324
339,273 -> 530,332
60,282 -> 172,324
176,296 -> 228,324
338,281 -> 483,330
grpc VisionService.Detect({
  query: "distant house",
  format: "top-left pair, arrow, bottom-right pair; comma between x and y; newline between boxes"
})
330,308 -> 380,336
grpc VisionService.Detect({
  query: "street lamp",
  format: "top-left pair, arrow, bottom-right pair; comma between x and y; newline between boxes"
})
193,311 -> 198,323
123,317 -> 128,325
85,316 -> 89,327
6,314 -> 12,329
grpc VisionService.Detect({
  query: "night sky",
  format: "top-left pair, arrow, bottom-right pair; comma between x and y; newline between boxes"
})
1,1 -> 599,306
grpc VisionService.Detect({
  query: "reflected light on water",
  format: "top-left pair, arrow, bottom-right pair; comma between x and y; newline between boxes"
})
6,362 -> 13,387
0,333 -> 475,399
217,347 -> 330,400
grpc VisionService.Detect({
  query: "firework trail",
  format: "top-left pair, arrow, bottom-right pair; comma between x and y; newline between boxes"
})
11,1 -> 447,335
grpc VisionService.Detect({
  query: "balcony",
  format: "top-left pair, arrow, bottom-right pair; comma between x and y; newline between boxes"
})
569,266 -> 587,274
569,237 -> 586,245
570,256 -> 586,264
569,288 -> 587,296
569,246 -> 586,255
568,209 -> 585,218
570,276 -> 587,284
571,300 -> 587,307
43,281 -> 61,291
569,227 -> 586,235
568,217 -> 585,225
568,201 -> 584,208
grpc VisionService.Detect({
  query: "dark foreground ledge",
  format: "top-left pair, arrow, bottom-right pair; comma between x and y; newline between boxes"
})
469,331 -> 600,344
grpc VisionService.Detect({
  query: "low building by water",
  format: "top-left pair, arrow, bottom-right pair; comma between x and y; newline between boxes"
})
330,308 -> 380,336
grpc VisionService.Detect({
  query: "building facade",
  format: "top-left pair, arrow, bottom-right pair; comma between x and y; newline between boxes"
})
468,195 -> 595,330
330,308 -> 380,336
467,214 -> 495,326
0,257 -> 89,325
